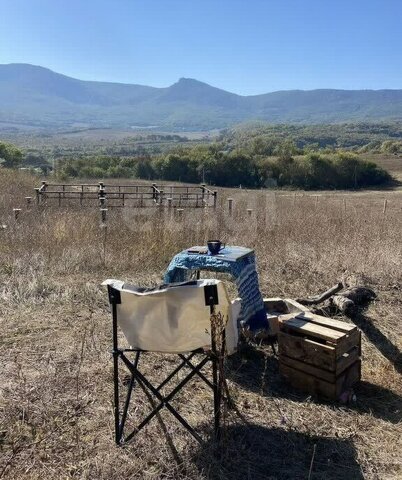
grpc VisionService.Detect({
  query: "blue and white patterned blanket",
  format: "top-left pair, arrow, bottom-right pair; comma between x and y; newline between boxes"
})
163,247 -> 267,330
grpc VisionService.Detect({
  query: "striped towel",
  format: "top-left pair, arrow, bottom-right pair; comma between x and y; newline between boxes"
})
164,248 -> 267,331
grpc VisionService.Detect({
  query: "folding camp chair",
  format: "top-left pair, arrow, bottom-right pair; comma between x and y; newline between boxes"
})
103,278 -> 241,445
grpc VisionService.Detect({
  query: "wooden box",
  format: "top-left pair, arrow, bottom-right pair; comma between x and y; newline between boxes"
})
278,312 -> 361,400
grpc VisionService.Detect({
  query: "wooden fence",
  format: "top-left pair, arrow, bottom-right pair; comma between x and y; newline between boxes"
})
34,182 -> 217,209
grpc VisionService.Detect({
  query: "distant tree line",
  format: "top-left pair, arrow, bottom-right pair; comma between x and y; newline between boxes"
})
2,122 -> 398,189
56,144 -> 391,189
220,122 -> 402,153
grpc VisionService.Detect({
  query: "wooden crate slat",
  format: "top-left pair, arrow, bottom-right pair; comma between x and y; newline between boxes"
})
296,312 -> 357,333
335,329 -> 361,358
279,360 -> 361,400
336,346 -> 360,375
280,354 -> 336,382
279,316 -> 345,343
278,331 -> 336,371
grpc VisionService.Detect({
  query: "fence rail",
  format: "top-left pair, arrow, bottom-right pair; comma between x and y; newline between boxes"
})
35,182 -> 217,208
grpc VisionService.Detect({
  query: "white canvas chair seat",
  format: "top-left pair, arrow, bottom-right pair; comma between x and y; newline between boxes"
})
102,278 -> 240,354
103,278 -> 240,445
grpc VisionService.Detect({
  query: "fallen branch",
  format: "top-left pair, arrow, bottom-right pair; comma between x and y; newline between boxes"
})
296,282 -> 343,306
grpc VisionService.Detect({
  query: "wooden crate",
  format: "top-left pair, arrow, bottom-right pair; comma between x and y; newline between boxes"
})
278,312 -> 361,400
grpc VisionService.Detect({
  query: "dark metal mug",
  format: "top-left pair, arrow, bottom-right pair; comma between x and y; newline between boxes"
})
207,240 -> 225,255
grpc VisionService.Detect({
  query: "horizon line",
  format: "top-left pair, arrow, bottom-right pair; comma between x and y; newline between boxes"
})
2,62 -> 402,97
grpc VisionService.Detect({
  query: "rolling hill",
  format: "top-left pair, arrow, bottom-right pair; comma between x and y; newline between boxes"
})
1,63 -> 402,131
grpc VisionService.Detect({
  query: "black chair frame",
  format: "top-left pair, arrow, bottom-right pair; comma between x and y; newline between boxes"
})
108,284 -> 224,445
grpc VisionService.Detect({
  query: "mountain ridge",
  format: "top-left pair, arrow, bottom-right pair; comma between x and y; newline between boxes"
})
1,63 -> 402,130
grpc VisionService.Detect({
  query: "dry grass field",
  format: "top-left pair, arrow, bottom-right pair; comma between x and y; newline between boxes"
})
0,169 -> 401,479
367,155 -> 402,182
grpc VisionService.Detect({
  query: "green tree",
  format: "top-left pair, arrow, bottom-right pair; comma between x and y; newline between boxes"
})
0,142 -> 23,168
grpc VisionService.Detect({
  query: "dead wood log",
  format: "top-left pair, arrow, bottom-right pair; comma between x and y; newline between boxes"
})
329,295 -> 356,315
297,284 -> 376,317
337,286 -> 376,303
330,286 -> 376,316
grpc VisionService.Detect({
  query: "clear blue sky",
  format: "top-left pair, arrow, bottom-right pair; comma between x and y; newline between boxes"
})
0,0 -> 401,95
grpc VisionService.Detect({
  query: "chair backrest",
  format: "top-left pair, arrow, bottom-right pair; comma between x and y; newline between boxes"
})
103,279 -> 240,354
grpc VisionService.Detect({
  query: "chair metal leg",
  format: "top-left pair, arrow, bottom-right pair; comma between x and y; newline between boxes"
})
212,354 -> 221,441
112,302 -> 121,445
119,351 -> 140,441
210,302 -> 222,442
121,353 -> 210,444
178,354 -> 214,390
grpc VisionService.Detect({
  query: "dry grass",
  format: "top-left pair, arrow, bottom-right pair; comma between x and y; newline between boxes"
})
365,154 -> 402,182
0,170 -> 401,479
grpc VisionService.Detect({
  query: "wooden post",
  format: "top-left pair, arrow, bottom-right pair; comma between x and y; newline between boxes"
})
159,190 -> 164,206
99,196 -> 106,207
13,208 -> 21,221
99,182 -> 105,204
383,199 -> 388,215
228,198 -> 233,216
201,184 -> 206,205
247,208 -> 253,217
213,191 -> 218,209
100,208 -> 108,224
167,198 -> 173,210
35,188 -> 40,205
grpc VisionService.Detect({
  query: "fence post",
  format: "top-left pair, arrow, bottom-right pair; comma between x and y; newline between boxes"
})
176,208 -> 184,220
35,188 -> 40,205
383,199 -> 388,215
13,208 -> 21,221
201,184 -> 206,205
213,191 -> 217,209
159,190 -> 164,206
100,208 -> 108,224
99,182 -> 105,205
39,181 -> 47,204
228,198 -> 233,216
247,208 -> 253,218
